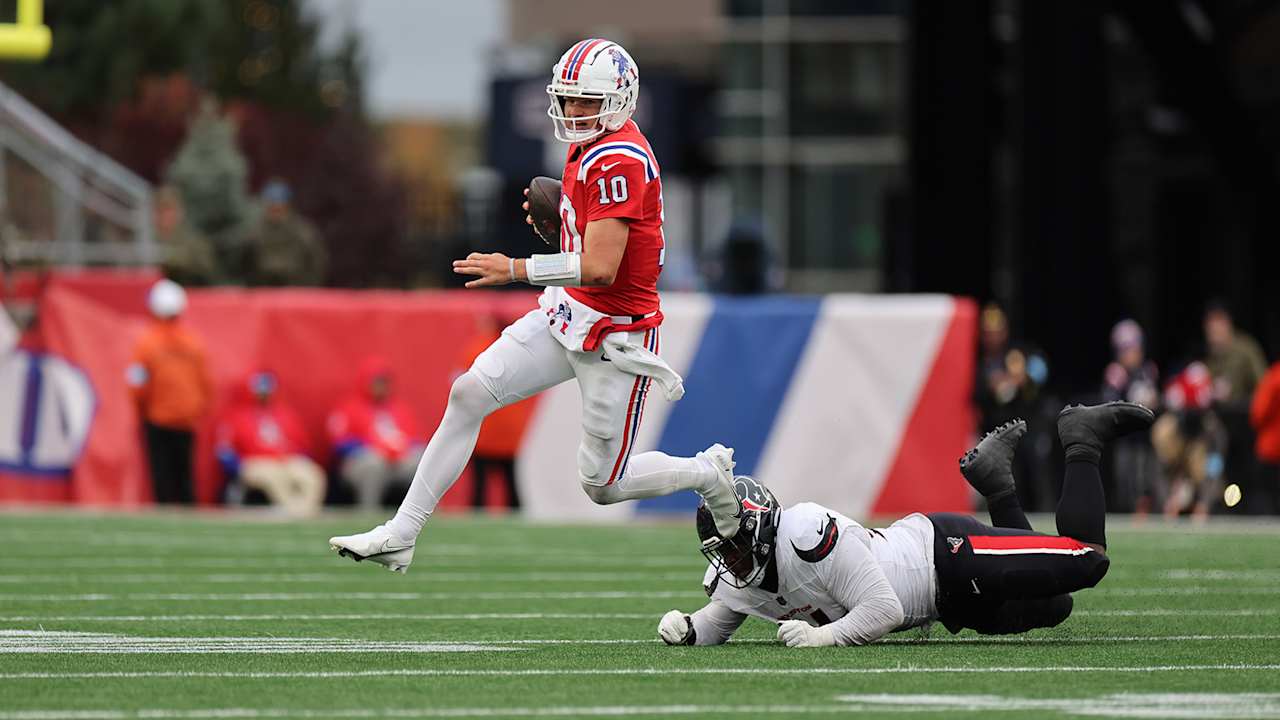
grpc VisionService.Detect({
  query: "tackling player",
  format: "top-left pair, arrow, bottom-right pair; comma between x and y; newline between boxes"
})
656,401 -> 1154,647
329,39 -> 741,572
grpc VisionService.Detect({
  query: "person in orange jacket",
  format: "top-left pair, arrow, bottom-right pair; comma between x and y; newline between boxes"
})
326,357 -> 424,509
215,370 -> 325,516
1249,360 -> 1280,514
457,313 -> 537,510
126,279 -> 213,505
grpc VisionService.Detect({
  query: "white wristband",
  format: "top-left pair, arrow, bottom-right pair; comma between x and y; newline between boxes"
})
526,252 -> 582,286
509,258 -> 516,282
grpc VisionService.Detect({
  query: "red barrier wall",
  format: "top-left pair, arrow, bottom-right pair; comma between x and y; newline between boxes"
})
1,271 -> 538,506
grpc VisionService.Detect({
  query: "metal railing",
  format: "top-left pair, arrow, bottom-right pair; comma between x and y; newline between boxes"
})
0,79 -> 154,267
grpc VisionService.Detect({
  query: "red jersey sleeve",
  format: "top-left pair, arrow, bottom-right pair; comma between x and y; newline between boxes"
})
584,155 -> 648,223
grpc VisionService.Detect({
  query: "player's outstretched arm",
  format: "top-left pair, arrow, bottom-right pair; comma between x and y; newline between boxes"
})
658,600 -> 746,646
453,219 -> 627,289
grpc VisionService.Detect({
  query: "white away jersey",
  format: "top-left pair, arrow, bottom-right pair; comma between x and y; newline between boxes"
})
700,503 -> 938,643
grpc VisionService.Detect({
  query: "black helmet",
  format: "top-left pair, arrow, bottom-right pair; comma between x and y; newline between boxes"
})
696,475 -> 781,588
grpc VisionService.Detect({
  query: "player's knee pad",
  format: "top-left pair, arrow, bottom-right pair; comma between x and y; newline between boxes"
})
577,432 -> 614,484
1079,551 -> 1110,589
447,371 -> 499,422
580,480 -> 622,505
576,392 -> 619,483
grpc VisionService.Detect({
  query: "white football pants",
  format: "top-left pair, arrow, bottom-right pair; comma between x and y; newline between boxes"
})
387,309 -> 723,541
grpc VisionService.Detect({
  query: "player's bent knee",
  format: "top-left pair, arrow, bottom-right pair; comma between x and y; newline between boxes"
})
1080,551 -> 1110,589
580,480 -> 621,505
1041,594 -> 1074,628
447,372 -> 499,420
576,433 -> 612,484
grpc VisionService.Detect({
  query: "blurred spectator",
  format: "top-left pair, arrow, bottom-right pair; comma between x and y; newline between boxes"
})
1203,300 -> 1267,513
154,185 -> 219,287
244,179 -> 328,287
1152,362 -> 1226,522
454,314 -> 536,511
126,279 -> 213,505
714,220 -> 775,295
1101,319 -> 1163,515
1248,360 -> 1280,515
974,302 -> 1053,511
1203,301 -> 1267,406
326,357 -> 424,509
215,370 -> 325,516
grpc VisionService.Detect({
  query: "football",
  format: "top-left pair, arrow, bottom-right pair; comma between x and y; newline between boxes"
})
527,176 -> 562,246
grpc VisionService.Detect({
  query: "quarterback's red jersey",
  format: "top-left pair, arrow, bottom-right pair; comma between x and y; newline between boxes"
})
559,120 -> 664,316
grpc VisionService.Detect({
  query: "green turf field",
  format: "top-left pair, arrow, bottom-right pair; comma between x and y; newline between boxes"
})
0,510 -> 1277,719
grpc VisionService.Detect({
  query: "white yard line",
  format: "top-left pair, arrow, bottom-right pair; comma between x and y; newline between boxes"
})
0,572 -> 685,585
0,632 -> 516,654
1096,586 -> 1280,596
0,613 -> 656,622
1,630 -> 1277,653
833,692 -> 1280,719
1,609 -> 1275,622
1073,609 -> 1280,617
2,695 -> 1278,719
0,591 -> 706,602
1,664 -> 1278,681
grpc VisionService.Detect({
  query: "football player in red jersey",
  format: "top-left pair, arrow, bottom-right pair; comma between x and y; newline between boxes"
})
329,39 -> 742,573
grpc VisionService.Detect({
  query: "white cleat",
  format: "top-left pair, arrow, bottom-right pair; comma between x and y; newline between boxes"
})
328,524 -> 416,574
698,443 -> 742,539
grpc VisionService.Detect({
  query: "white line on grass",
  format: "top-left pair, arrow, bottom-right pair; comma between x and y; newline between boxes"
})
2,631 -> 1276,652
833,692 -> 1280,719
1074,609 -> 1280,617
0,557 -> 698,570
2,609 -> 1276,622
1,591 -> 706,602
3,694 -> 1279,719
1096,586 -> 1280,596
0,632 -> 517,654
1,664 -> 1277,680
0,572 -> 686,585
0,705 -> 858,719
0,613 -> 656,622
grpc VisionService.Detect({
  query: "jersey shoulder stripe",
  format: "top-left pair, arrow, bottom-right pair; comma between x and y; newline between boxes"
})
578,141 -> 657,182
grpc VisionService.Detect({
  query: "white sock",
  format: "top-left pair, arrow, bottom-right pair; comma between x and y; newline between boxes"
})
387,373 -> 500,542
597,451 -> 720,501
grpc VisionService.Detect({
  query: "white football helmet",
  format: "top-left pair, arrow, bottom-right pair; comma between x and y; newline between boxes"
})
546,39 -> 639,144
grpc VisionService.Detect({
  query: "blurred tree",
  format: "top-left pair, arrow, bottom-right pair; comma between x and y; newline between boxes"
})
164,99 -> 252,274
0,0 -> 409,287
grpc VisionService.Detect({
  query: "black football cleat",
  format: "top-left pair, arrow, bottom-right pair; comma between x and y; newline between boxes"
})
1057,401 -> 1155,463
959,419 -> 1026,500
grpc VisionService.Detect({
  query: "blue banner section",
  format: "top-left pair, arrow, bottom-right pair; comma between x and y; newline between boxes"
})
636,295 -> 822,512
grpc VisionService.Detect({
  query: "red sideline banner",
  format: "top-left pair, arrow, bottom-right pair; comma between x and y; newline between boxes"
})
0,270 -> 537,506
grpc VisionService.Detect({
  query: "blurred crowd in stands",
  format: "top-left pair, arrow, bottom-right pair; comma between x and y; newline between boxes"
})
976,301 -> 1279,520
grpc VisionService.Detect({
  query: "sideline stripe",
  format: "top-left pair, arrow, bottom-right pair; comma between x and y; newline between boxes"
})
1,664 -> 1277,680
